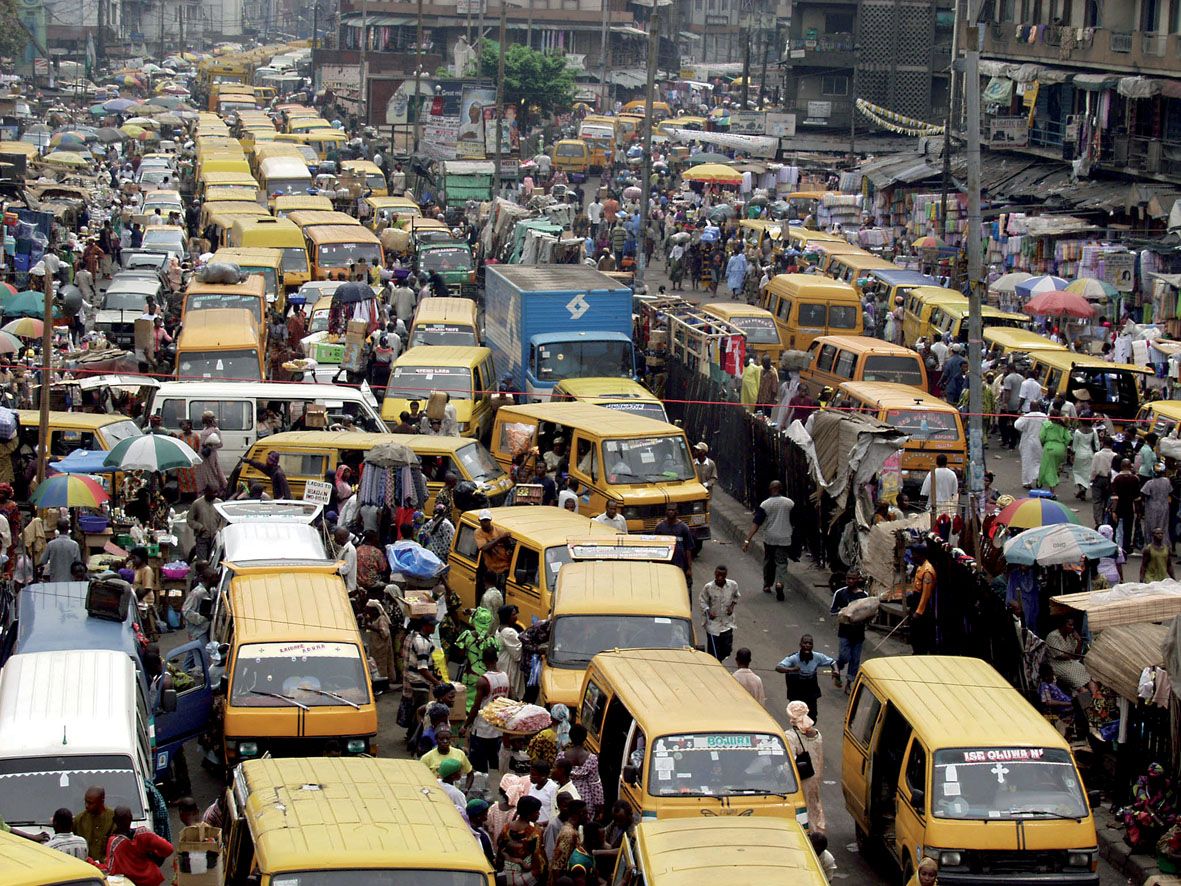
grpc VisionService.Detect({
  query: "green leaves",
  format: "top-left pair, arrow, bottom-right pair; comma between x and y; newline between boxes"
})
479,40 -> 576,124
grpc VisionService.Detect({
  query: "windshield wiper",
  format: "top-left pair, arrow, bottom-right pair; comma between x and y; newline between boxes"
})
296,686 -> 361,709
248,689 -> 309,710
1005,808 -> 1084,820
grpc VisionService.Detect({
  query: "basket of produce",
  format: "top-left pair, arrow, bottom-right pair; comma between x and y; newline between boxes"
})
478,697 -> 552,735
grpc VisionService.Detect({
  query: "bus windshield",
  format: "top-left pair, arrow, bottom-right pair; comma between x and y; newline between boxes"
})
549,615 -> 693,667
230,642 -> 369,707
178,349 -> 261,381
603,436 -> 695,483
932,748 -> 1088,820
387,366 -> 473,400
318,242 -> 382,268
418,247 -> 472,273
885,409 -> 959,442
728,315 -> 780,343
187,294 -> 263,322
862,355 -> 925,386
647,733 -> 797,798
0,754 -> 145,824
410,324 -> 478,348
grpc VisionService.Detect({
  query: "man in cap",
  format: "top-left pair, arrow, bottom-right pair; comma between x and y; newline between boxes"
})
474,509 -> 511,592
543,436 -> 567,480
693,442 -> 716,491
829,568 -> 870,691
421,726 -> 472,780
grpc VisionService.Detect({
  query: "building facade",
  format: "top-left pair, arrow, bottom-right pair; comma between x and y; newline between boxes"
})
781,0 -> 953,131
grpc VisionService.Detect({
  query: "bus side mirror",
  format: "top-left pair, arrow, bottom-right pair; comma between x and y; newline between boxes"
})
160,688 -> 178,713
623,765 -> 640,786
910,789 -> 925,813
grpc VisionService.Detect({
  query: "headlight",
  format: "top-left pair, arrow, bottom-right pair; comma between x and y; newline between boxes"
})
923,848 -> 962,868
690,500 -> 706,514
238,741 -> 259,757
347,739 -> 367,754
621,507 -> 642,520
1067,849 -> 1097,868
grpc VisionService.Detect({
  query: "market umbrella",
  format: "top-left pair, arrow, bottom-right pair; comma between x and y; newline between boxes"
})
0,331 -> 23,354
0,282 -> 16,298
687,152 -> 732,166
913,235 -> 948,249
103,97 -> 137,112
41,151 -> 89,168
682,163 -> 743,185
50,132 -> 86,149
1066,278 -> 1118,301
29,473 -> 110,508
103,434 -> 200,472
333,282 -> 375,304
1022,290 -> 1096,319
120,124 -> 147,138
94,127 -> 125,143
49,449 -> 120,475
1,316 -> 43,335
154,113 -> 182,127
89,103 -> 111,116
137,104 -> 169,115
1002,523 -> 1116,567
989,272 -> 1033,295
707,205 -> 737,222
1015,274 -> 1069,298
123,116 -> 160,128
994,496 -> 1080,533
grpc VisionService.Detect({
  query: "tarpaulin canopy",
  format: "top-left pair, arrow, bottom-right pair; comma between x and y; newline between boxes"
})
1118,76 -> 1162,99
1011,63 -> 1042,84
1084,622 -> 1166,702
1051,579 -> 1181,631
983,77 -> 1014,104
1072,73 -> 1119,92
1036,67 -> 1072,85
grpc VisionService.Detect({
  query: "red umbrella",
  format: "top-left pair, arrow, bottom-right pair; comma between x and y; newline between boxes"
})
1022,290 -> 1095,319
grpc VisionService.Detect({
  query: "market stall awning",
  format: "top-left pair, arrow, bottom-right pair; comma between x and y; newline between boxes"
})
1084,622 -> 1166,702
608,70 -> 648,88
611,25 -> 650,36
339,13 -> 413,26
1051,579 -> 1181,631
1073,73 -> 1119,91
1021,215 -> 1100,237
1118,76 -> 1162,99
1036,67 -> 1072,85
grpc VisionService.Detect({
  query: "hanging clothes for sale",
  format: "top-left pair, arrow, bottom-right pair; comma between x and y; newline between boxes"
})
360,440 -> 429,509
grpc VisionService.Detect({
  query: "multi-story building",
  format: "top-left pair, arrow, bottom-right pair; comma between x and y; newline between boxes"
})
781,0 -> 954,131
678,0 -> 788,64
967,0 -> 1181,184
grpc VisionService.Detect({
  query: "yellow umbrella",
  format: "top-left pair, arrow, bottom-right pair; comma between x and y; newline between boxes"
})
681,162 -> 742,185
41,151 -> 89,168
120,124 -> 146,138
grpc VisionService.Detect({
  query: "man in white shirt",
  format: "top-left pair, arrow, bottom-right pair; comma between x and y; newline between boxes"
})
700,565 -> 740,662
1018,368 -> 1044,413
587,197 -> 604,237
593,499 -> 629,533
549,757 -> 581,820
930,336 -> 949,370
334,526 -> 358,592
741,480 -> 794,600
437,757 -> 469,813
45,808 -> 89,860
732,647 -> 766,706
920,453 -> 959,517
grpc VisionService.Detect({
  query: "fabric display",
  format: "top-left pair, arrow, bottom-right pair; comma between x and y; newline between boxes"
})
358,463 -> 428,509
838,171 -> 862,192
818,193 -> 862,228
855,99 -> 945,137
776,166 -> 800,188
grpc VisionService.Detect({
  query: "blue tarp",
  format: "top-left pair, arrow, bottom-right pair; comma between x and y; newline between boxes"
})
49,449 -> 117,474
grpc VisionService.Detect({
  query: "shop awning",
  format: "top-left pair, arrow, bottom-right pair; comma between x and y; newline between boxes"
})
339,13 -> 413,26
608,70 -> 648,88
1072,73 -> 1119,91
1011,62 -> 1042,84
1084,622 -> 1166,702
1021,214 -> 1100,237
1036,67 -> 1072,85
679,31 -> 701,40
611,25 -> 650,36
979,60 -> 1016,78
1118,76 -> 1162,99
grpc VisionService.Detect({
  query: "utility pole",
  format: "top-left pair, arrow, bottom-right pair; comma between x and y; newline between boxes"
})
159,0 -> 165,60
97,0 -> 106,66
635,9 -> 658,291
492,0 -> 508,183
413,0 -> 425,153
965,2 -> 985,516
178,6 -> 184,59
311,2 -> 318,47
598,0 -> 610,111
359,0 -> 368,125
848,59 -> 858,161
740,27 -> 750,109
758,15 -> 770,109
35,269 -> 52,485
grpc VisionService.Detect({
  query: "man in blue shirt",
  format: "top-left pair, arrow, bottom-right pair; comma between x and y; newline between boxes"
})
776,634 -> 836,719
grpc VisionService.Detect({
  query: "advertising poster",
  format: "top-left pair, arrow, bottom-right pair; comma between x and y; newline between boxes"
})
457,85 -> 496,158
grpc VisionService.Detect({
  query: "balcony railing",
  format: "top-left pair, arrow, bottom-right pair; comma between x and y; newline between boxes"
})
1142,33 -> 1168,56
1110,31 -> 1132,52
789,33 -> 855,52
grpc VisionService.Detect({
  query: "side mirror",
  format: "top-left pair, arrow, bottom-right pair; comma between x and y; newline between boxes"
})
1087,789 -> 1102,809
214,675 -> 228,695
160,688 -> 178,713
910,789 -> 925,813
622,764 -> 640,787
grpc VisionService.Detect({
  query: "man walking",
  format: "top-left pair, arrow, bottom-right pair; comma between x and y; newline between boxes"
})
699,565 -> 739,662
741,480 -> 794,600
732,647 -> 766,706
461,646 -> 511,773
775,634 -> 836,719
1000,362 -> 1024,449
39,519 -> 81,582
829,568 -> 869,692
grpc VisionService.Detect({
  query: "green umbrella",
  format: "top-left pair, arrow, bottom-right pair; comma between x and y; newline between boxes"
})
89,104 -> 111,116
688,152 -> 733,165
2,290 -> 60,319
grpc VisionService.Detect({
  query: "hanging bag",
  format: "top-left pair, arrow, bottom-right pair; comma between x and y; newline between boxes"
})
792,728 -> 815,779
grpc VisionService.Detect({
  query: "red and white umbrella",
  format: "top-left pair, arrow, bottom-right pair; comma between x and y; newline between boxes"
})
1022,290 -> 1096,319
1015,275 -> 1069,298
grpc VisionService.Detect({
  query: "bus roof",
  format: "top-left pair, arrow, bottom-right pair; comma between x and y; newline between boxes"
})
229,570 -> 356,644
1031,351 -> 1151,374
555,562 -> 688,616
765,274 -> 859,300
305,224 -> 380,245
176,308 -> 260,349
0,826 -> 106,884
810,335 -> 917,356
497,401 -> 683,436
287,210 -> 362,229
393,345 -> 490,368
836,381 -> 959,411
589,648 -> 784,736
235,757 -> 493,876
458,505 -> 619,543
857,655 -> 1069,747
185,274 -> 269,298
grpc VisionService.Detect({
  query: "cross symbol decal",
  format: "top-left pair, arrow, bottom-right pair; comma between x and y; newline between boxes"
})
991,763 -> 1009,784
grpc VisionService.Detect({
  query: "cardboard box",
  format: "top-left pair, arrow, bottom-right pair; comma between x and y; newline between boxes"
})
397,589 -> 437,618
304,403 -> 327,428
176,823 -> 222,886
426,390 -> 448,420
448,681 -> 468,722
340,319 -> 369,372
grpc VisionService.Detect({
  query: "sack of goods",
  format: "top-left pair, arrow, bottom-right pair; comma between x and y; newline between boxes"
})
839,595 -> 880,624
196,262 -> 242,284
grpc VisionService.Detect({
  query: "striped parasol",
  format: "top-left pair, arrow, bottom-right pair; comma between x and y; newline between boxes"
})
995,496 -> 1080,533
30,474 -> 110,508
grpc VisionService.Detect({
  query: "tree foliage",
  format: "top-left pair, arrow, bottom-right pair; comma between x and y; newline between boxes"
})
478,41 -> 575,125
0,0 -> 31,61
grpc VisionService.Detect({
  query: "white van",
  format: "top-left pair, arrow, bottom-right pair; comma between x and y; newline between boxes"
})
148,380 -> 387,464
0,649 -> 159,837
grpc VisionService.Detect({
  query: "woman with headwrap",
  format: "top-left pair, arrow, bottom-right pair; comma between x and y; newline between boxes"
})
497,604 -> 525,699
526,704 -> 571,768
1122,763 -> 1178,850
364,600 -> 395,689
1037,411 -> 1071,490
194,411 -> 226,494
454,607 -> 499,711
786,699 -> 826,833
906,856 -> 940,886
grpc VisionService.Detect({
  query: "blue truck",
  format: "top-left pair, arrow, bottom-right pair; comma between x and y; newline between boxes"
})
484,265 -> 635,401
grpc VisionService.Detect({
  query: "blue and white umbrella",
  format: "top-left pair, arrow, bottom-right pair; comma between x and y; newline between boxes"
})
1003,523 -> 1116,566
1015,274 -> 1069,299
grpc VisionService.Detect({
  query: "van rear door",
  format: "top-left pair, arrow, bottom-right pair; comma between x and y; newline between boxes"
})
153,640 -> 214,778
